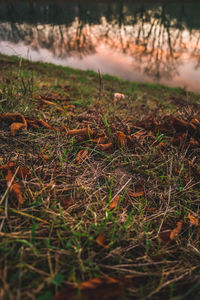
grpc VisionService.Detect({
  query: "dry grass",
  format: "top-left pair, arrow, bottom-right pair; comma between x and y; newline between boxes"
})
0,54 -> 200,300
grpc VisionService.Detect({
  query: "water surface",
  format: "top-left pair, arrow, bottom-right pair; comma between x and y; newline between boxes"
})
0,1 -> 200,91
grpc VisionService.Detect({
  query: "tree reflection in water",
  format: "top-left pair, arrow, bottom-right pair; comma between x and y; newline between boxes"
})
0,1 -> 200,87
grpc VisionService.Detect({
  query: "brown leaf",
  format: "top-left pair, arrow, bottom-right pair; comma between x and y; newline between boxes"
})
67,127 -> 94,137
96,233 -> 109,248
92,136 -> 107,144
6,169 -> 24,205
99,143 -> 113,151
10,122 -> 25,136
190,118 -> 200,127
53,276 -> 132,300
40,148 -> 51,161
76,149 -> 88,164
110,195 -> 120,209
186,137 -> 199,147
170,219 -> 183,240
36,119 -> 56,131
171,133 -> 187,146
40,98 -> 64,113
0,161 -> 15,171
15,166 -> 32,179
159,230 -> 171,243
116,131 -> 126,148
0,113 -> 27,129
128,191 -> 144,197
170,117 -> 196,133
188,213 -> 199,226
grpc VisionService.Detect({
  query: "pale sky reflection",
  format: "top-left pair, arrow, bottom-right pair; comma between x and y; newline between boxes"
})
0,18 -> 200,92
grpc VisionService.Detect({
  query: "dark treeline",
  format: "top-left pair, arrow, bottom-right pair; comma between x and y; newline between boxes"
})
0,1 -> 200,30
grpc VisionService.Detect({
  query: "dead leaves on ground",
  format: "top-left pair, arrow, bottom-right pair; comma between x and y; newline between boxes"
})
188,213 -> 199,226
76,149 -> 88,164
5,169 -> 24,205
54,276 -> 132,300
0,113 -> 27,136
0,162 -> 31,205
159,214 -> 199,244
0,112 -> 57,135
110,195 -> 120,209
96,233 -> 109,249
169,219 -> 183,240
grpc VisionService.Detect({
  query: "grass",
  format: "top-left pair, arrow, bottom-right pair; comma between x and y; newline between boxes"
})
0,53 -> 200,300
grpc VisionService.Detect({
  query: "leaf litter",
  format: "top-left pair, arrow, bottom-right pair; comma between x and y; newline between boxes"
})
0,57 -> 200,299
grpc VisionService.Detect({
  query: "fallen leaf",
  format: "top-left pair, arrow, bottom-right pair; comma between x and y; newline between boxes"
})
53,276 -> 132,300
0,113 -> 27,129
128,191 -> 144,197
16,166 -> 32,179
188,213 -> 199,226
171,133 -> 187,146
76,149 -> 88,164
96,233 -> 109,248
0,161 -> 15,171
6,169 -> 24,205
186,137 -> 199,147
10,122 -> 25,136
40,98 -> 64,113
92,136 -> 107,144
170,219 -> 183,240
170,117 -> 196,133
40,149 -> 51,161
116,131 -> 126,148
36,119 -> 56,131
190,118 -> 200,127
99,143 -> 113,151
110,195 -> 120,209
67,127 -> 94,137
159,230 -> 171,243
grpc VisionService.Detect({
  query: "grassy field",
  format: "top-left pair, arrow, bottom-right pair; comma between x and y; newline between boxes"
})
0,53 -> 200,300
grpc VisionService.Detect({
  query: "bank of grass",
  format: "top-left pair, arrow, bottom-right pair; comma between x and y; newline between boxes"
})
0,53 -> 200,300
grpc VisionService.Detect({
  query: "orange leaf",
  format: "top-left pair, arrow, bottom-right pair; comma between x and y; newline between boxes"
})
76,149 -> 88,164
40,149 -> 51,161
36,119 -> 56,131
0,161 -> 15,170
188,213 -> 199,226
67,127 -> 94,137
170,219 -> 183,240
128,191 -> 144,197
96,233 -> 109,248
10,122 -> 25,136
40,98 -> 64,113
116,131 -> 126,148
92,136 -> 107,144
53,276 -> 132,300
110,195 -> 120,209
190,118 -> 200,126
5,169 -> 24,205
99,143 -> 113,151
0,113 -> 27,129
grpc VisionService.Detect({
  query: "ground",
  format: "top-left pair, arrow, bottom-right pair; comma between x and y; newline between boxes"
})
0,53 -> 200,300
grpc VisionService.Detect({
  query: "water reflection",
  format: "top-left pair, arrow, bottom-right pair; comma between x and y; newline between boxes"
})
0,1 -> 200,91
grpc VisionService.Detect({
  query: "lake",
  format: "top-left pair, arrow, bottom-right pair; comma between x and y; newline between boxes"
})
0,0 -> 200,92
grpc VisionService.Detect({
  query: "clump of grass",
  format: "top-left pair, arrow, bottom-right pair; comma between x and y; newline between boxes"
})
0,59 -> 34,113
0,53 -> 200,300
